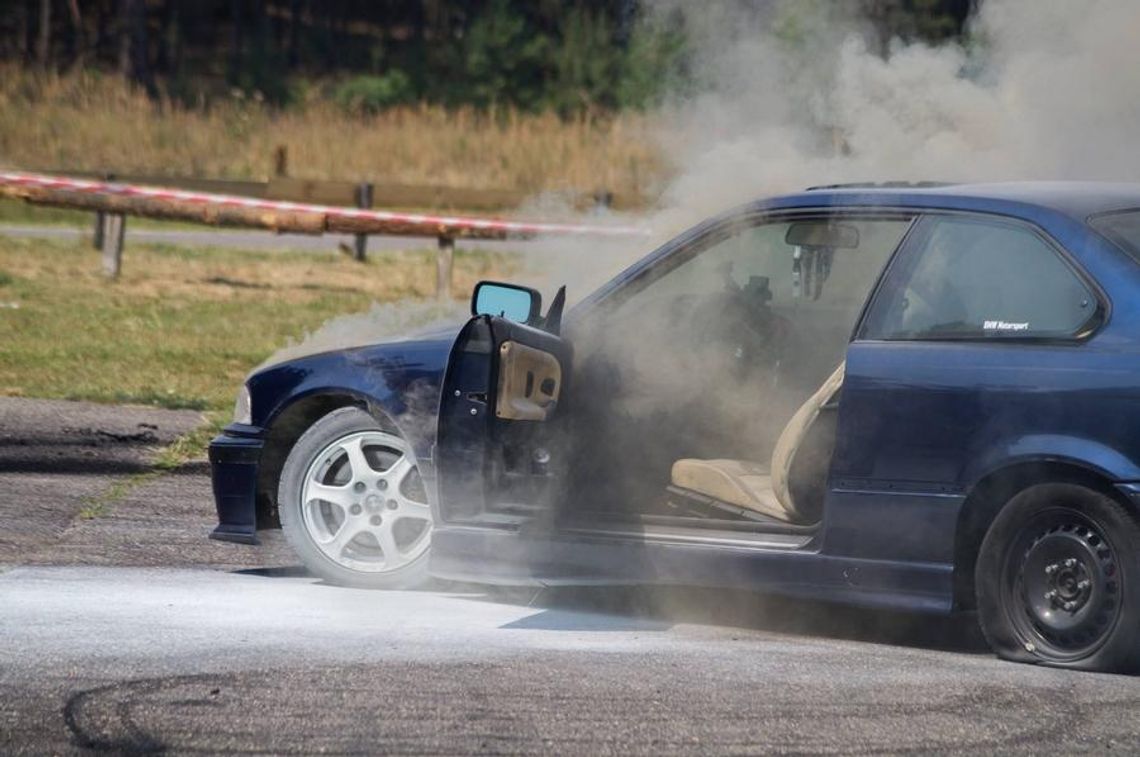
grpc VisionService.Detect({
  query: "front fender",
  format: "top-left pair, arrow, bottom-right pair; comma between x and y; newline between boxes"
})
249,337 -> 453,461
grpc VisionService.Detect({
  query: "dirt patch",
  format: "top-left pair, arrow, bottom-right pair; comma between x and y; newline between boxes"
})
0,397 -> 291,569
0,396 -> 198,470
20,462 -> 293,569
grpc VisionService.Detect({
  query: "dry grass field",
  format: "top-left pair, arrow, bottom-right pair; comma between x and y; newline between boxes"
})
0,67 -> 668,197
0,68 -> 629,419
0,235 -> 513,411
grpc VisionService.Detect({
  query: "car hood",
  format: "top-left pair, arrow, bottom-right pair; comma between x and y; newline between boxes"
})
251,315 -> 464,378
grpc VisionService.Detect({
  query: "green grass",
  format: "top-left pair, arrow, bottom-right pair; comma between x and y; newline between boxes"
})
0,199 -> 91,226
0,234 -> 512,411
77,473 -> 152,519
154,412 -> 227,471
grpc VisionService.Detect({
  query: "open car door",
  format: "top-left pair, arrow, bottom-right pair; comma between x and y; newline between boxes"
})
435,307 -> 571,531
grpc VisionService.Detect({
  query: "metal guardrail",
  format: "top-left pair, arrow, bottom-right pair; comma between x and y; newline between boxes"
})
0,171 -> 650,299
49,170 -> 644,212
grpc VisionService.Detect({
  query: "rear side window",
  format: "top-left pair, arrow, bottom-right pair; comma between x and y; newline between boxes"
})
862,216 -> 1098,340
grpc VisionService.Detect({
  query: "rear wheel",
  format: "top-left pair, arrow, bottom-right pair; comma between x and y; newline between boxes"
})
975,483 -> 1140,672
278,407 -> 432,589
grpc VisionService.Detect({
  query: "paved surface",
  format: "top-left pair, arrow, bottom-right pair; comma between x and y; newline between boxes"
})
0,397 -> 291,569
1,398 -> 200,562
3,397 -> 1140,753
3,566 -> 1140,754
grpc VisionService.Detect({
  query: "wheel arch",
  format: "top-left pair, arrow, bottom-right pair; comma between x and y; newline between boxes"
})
255,391 -> 400,529
951,458 -> 1134,611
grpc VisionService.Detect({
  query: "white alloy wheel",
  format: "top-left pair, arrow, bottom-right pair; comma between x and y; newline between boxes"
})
279,407 -> 432,588
302,430 -> 431,572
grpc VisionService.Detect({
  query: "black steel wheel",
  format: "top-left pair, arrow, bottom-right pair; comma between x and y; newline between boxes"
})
976,483 -> 1140,672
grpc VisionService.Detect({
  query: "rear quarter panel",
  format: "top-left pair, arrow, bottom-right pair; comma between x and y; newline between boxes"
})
828,205 -> 1140,566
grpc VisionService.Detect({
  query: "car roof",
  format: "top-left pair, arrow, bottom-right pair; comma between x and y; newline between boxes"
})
764,181 -> 1140,222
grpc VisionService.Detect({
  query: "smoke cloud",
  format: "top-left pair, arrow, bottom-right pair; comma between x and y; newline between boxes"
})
545,0 -> 1140,529
507,0 -> 1140,304
257,0 -> 1140,624
651,0 -> 1140,230
268,0 -> 1140,363
259,299 -> 466,370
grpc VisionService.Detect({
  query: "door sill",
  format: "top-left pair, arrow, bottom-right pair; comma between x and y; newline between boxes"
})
561,520 -> 815,550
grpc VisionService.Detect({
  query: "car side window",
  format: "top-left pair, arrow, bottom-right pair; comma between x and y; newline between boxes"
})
861,216 -> 1098,341
575,216 -> 912,393
612,217 -> 911,326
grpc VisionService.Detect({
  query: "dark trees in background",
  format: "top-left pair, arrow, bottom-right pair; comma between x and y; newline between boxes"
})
36,0 -> 50,65
121,0 -> 156,96
862,0 -> 975,56
0,0 -> 976,111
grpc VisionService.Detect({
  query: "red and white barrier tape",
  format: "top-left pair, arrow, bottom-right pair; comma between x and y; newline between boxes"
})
0,171 -> 649,238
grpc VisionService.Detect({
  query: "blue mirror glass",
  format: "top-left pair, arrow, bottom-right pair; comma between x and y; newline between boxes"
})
473,283 -> 537,323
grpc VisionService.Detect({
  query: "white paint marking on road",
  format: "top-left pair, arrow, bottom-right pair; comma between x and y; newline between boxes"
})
0,566 -> 731,674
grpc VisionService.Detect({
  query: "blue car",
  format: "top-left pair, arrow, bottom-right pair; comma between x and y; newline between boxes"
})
210,182 -> 1140,672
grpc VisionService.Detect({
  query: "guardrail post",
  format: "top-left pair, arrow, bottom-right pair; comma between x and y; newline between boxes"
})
353,182 -> 373,262
274,145 -> 289,178
92,210 -> 105,250
93,172 -> 112,250
436,235 -> 454,301
102,213 -> 126,279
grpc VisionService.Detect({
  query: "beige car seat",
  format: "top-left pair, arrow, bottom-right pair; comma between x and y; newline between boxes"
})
670,362 -> 845,523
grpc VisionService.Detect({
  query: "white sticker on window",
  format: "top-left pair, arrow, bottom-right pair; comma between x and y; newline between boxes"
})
983,320 -> 1030,332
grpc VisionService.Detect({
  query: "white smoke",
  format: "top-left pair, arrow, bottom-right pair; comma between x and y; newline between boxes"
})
265,0 -> 1140,365
652,0 -> 1140,230
258,299 -> 466,370
511,0 -> 1140,294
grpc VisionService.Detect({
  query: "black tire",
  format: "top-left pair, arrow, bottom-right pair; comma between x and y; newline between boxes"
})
278,406 -> 432,590
975,482 -> 1140,672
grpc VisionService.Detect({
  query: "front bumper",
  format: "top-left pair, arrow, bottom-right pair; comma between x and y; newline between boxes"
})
208,424 -> 264,545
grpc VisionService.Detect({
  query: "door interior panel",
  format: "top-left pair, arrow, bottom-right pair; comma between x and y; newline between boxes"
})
495,340 -> 562,421
437,315 -> 572,527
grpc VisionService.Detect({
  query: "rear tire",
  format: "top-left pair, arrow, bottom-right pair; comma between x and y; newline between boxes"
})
975,483 -> 1140,672
278,407 -> 432,589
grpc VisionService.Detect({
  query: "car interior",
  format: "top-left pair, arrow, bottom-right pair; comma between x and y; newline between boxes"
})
555,215 -> 913,536
667,360 -> 844,526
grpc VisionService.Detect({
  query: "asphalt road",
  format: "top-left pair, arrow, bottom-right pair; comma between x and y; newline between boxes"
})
6,566 -> 1140,754
4,397 -> 1140,754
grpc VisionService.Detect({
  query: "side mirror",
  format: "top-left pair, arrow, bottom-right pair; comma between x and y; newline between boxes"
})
472,281 -> 542,325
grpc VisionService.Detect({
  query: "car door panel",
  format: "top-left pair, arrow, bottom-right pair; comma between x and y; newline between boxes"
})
435,315 -> 572,528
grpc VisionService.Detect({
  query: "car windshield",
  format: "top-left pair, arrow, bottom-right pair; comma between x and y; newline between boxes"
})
1090,209 -> 1140,263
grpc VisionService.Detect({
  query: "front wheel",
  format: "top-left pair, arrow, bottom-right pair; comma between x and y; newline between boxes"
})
278,406 -> 432,589
976,483 -> 1140,672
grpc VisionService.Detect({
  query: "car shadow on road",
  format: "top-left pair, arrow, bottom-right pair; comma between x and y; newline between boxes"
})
225,568 -> 988,653
232,566 -> 312,578
473,584 -> 990,653
497,606 -> 674,632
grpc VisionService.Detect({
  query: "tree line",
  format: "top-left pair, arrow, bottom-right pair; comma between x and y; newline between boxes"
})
0,0 -> 974,113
